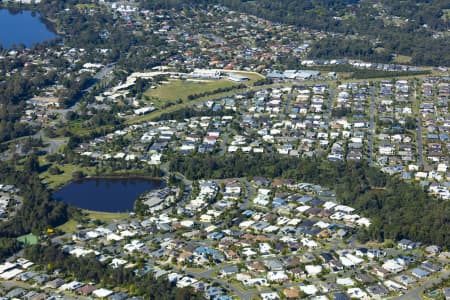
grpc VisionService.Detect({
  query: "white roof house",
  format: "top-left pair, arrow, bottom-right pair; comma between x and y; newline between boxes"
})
300,284 -> 318,295
267,271 -> 288,282
93,288 -> 114,298
337,277 -> 355,286
382,260 -> 405,274
305,265 -> 322,276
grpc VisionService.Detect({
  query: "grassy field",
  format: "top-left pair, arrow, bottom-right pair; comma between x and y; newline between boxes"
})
57,120 -> 116,137
85,210 -> 130,222
143,71 -> 264,108
144,79 -> 239,107
57,219 -> 79,233
17,233 -> 39,245
230,70 -> 265,81
75,3 -> 99,9
442,9 -> 450,21
39,157 -> 96,190
57,210 -> 130,233
393,55 -> 412,64
127,87 -> 251,125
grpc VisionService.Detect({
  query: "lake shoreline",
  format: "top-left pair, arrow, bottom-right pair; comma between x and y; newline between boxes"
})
61,173 -> 165,190
0,6 -> 58,49
86,174 -> 165,181
45,166 -> 165,191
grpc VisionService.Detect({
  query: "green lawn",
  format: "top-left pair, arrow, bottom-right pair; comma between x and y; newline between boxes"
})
57,210 -> 129,233
144,79 -> 238,107
39,158 -> 96,190
85,210 -> 130,222
75,3 -> 99,9
57,219 -> 79,233
230,71 -> 265,81
393,55 -> 412,64
127,87 -> 250,125
442,9 -> 450,21
60,121 -> 116,137
17,233 -> 39,245
143,70 -> 264,109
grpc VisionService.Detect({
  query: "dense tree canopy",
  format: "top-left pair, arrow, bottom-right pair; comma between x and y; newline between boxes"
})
0,161 -> 70,237
0,160 -> 71,260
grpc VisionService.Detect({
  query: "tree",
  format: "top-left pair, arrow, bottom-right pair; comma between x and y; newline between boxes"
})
23,153 -> 40,174
72,170 -> 85,181
49,166 -> 62,175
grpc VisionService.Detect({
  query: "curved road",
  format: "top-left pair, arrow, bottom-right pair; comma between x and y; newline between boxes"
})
367,86 -> 376,166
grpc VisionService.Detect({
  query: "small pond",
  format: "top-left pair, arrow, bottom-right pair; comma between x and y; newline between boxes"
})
53,178 -> 164,213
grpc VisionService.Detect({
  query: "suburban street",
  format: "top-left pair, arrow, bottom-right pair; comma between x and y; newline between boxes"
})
416,120 -> 424,167
413,87 -> 424,167
367,86 -> 376,166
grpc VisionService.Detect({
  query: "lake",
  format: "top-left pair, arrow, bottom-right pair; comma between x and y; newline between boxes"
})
53,178 -> 164,213
0,9 -> 57,49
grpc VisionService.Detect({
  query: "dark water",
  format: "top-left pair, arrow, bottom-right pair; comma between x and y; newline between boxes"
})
54,178 -> 164,212
0,9 -> 57,49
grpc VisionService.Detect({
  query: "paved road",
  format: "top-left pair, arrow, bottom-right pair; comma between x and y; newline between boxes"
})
159,162 -> 193,213
239,179 -> 254,210
412,86 -> 424,167
33,130 -> 66,154
95,63 -> 115,80
416,120 -> 424,167
84,63 -> 116,93
325,88 -> 335,140
367,86 -> 376,166
219,132 -> 230,156
284,88 -> 293,116
325,87 -> 335,124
